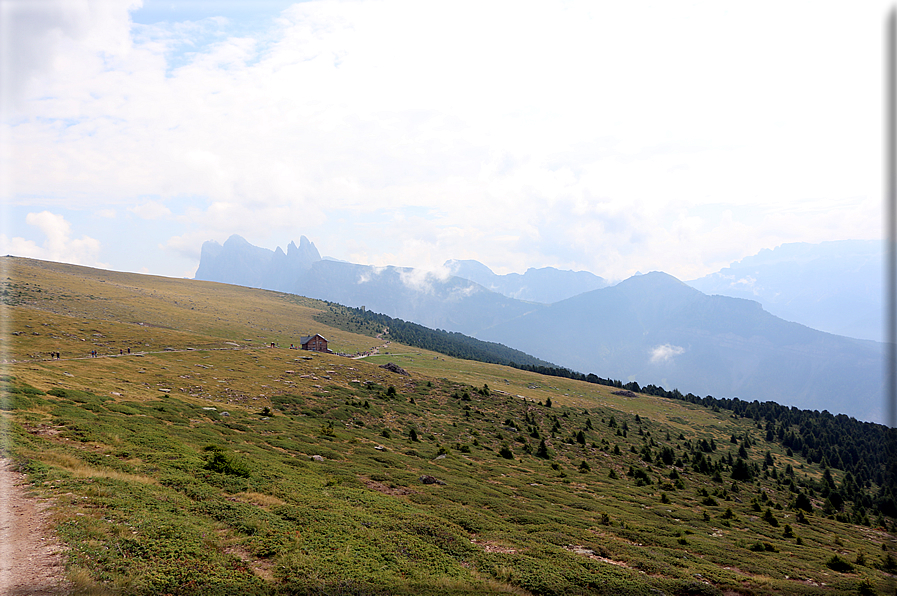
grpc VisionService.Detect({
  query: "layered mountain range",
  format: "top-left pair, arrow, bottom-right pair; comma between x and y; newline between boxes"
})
195,235 -> 884,422
687,239 -> 882,342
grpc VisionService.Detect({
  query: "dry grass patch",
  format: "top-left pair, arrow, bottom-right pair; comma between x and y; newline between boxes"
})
234,491 -> 286,508
31,450 -> 157,485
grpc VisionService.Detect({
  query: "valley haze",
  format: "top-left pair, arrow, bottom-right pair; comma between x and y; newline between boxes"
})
195,235 -> 885,424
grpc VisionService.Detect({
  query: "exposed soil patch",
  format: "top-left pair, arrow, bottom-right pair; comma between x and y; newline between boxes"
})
360,476 -> 415,496
224,545 -> 274,581
0,458 -> 71,595
471,539 -> 518,554
564,544 -> 630,567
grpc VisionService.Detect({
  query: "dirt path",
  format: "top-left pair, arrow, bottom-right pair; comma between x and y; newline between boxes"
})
0,459 -> 70,595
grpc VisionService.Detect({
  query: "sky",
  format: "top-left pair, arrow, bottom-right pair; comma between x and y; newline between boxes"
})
0,0 -> 891,282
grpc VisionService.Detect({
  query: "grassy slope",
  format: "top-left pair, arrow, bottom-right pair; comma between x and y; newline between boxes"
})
1,256 -> 894,596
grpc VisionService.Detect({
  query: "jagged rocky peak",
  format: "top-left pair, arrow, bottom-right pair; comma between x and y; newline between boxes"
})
222,234 -> 256,249
288,235 -> 322,263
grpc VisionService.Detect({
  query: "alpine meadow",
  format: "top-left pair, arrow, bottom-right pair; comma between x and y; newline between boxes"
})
1,256 -> 896,596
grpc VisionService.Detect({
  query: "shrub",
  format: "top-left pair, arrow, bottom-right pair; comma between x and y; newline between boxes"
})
878,552 -> 897,573
202,446 -> 251,478
499,445 -> 514,460
857,578 -> 876,595
825,554 -> 855,573
794,492 -> 813,512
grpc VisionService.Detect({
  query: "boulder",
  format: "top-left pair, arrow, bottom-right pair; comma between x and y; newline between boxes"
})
379,362 -> 410,376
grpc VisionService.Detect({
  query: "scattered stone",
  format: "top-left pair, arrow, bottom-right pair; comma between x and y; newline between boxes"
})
379,362 -> 410,376
612,390 -> 638,397
434,454 -> 447,460
374,445 -> 385,451
311,455 -> 325,462
202,407 -> 217,411
63,372 -> 74,377
158,388 -> 171,393
419,475 -> 445,485
219,411 -> 230,417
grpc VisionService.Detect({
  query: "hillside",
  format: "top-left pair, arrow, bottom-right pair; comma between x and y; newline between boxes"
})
478,272 -> 885,423
2,257 -> 896,596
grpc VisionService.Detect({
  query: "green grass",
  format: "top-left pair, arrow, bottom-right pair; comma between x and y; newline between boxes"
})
1,256 -> 895,595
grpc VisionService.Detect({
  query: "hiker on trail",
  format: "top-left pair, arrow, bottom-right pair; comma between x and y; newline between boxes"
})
127,347 -> 130,354
120,349 -> 123,355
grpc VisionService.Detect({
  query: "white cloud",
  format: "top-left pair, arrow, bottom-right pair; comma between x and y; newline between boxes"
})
130,200 -> 171,219
0,0 -> 141,112
0,211 -> 106,267
649,344 -> 685,364
357,265 -> 385,285
0,0 -> 889,280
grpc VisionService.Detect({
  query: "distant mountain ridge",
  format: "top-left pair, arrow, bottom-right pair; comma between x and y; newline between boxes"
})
195,235 -> 542,335
477,271 -> 884,422
444,259 -> 609,303
688,239 -> 881,342
196,234 -> 322,293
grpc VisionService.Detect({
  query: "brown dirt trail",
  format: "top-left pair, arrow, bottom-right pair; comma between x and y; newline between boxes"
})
0,460 -> 70,595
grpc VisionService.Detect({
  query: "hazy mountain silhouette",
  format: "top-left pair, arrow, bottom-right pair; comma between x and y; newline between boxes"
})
196,235 -> 540,334
478,272 -> 884,422
445,259 -> 609,303
688,239 -> 881,342
196,234 -> 322,293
